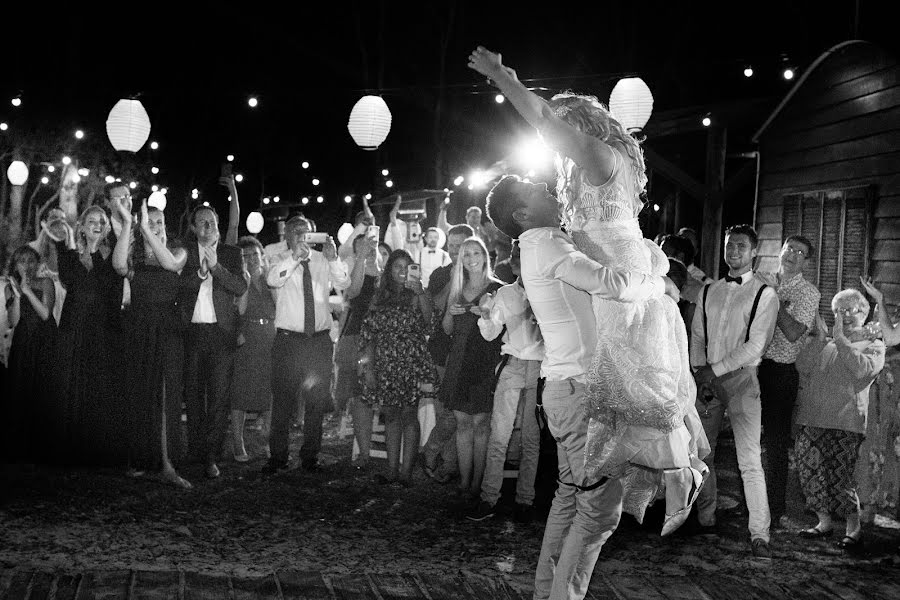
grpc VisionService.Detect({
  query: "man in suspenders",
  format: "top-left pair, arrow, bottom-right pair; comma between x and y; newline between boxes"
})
690,224 -> 780,558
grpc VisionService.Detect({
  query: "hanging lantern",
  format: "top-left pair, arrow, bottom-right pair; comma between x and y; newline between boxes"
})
148,190 -> 167,211
246,211 -> 264,234
7,161 -> 28,186
106,99 -> 151,152
347,95 -> 392,150
609,77 -> 654,133
337,222 -> 355,245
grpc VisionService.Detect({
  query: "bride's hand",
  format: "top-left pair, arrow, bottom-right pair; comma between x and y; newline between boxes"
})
468,46 -> 504,81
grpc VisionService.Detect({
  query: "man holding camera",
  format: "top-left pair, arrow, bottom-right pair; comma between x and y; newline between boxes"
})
265,216 -> 350,474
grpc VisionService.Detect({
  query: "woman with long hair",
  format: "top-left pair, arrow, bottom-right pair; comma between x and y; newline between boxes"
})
469,47 -> 708,535
113,200 -> 191,487
4,244 -> 56,461
439,237 -> 504,499
358,249 -> 434,485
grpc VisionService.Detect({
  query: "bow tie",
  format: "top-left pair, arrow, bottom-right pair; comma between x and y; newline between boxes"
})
724,275 -> 743,285
428,250 -> 436,254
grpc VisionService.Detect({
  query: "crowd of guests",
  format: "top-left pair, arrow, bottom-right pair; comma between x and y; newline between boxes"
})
1,177 -> 898,549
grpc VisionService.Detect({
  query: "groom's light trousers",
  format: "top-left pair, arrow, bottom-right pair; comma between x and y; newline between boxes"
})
533,379 -> 623,600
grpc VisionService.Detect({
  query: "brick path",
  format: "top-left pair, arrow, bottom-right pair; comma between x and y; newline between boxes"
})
3,568 -> 900,600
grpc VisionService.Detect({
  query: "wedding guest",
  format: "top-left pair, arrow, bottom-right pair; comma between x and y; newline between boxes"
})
678,227 -> 713,284
378,242 -> 391,267
4,245 -> 56,462
438,201 -> 494,250
29,209 -> 68,325
359,249 -> 435,485
860,276 -> 900,347
691,224 -> 779,557
337,199 -> 375,267
795,289 -> 885,551
755,235 -> 820,528
419,227 -> 451,289
229,236 -> 277,462
178,205 -> 247,479
264,216 -> 349,474
440,237 -> 504,499
113,201 -> 191,488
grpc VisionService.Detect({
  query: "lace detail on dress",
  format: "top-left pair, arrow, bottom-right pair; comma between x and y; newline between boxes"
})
559,150 -> 643,232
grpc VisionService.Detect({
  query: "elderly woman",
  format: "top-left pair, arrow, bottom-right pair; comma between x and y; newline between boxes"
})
795,288 -> 885,550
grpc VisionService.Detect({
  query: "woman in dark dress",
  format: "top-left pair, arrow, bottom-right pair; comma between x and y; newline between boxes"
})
113,200 -> 191,488
440,237 -> 503,498
5,245 -> 56,462
229,236 -> 276,462
50,205 -> 124,465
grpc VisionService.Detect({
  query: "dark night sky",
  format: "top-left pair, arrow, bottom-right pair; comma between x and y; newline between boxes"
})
2,0 -> 897,239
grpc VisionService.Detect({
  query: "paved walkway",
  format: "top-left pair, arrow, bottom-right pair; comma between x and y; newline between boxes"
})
3,567 -> 900,600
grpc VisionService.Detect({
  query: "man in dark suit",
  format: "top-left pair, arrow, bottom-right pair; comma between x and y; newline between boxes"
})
178,205 -> 247,478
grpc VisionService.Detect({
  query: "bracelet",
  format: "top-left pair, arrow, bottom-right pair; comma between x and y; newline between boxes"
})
197,268 -> 209,280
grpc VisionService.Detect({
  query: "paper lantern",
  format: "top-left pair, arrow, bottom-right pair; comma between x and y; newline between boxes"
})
106,99 -> 151,152
148,191 -> 167,211
7,161 -> 28,186
609,78 -> 654,133
347,95 -> 392,150
337,222 -> 355,245
246,211 -> 264,234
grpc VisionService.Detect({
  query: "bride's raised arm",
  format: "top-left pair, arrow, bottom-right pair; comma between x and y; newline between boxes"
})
468,46 -> 616,184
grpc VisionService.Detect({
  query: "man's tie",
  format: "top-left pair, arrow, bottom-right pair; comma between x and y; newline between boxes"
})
301,259 -> 315,334
724,274 -> 743,285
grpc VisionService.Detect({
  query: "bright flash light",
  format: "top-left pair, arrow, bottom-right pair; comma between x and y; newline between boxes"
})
248,96 -> 259,108
301,197 -> 310,205
150,141 -> 159,150
47,166 -> 55,173
226,154 -> 235,162
316,196 -> 324,203
453,175 -> 464,186
743,66 -> 754,78
151,166 -> 159,174
516,139 -> 553,171
344,195 -> 352,203
385,180 -> 394,188
75,130 -> 85,139
312,178 -> 320,186
11,97 -> 22,107
41,176 -> 49,184
468,170 -> 490,188
381,169 -> 389,176
129,181 -> 137,189
526,169 -> 536,178
702,116 -> 712,127
495,94 -> 505,104
62,156 -> 72,165
783,68 -> 795,80
105,175 -> 115,183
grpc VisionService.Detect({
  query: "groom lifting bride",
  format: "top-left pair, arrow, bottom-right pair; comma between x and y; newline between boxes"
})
471,46 -> 710,600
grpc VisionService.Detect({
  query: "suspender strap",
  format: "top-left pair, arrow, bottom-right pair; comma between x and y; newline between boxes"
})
702,283 -> 711,361
745,284 -> 768,343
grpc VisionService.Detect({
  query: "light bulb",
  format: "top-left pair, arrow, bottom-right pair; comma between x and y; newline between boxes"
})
248,96 -> 259,108
453,175 -> 464,186
129,181 -> 137,189
47,166 -> 56,173
41,176 -> 49,184
344,195 -> 352,203
151,167 -> 159,175
743,66 -> 754,78
495,94 -> 505,104
0,122 -> 7,131
62,156 -> 72,165
302,161 -> 310,169
150,141 -> 159,150
385,180 -> 394,188
235,174 -> 244,183
312,178 -> 320,186
11,97 -> 22,107
783,68 -> 795,80
381,169 -> 389,176
226,154 -> 235,162
702,116 -> 712,127
75,130 -> 85,139
316,196 -> 324,203
301,197 -> 309,205
105,175 -> 115,183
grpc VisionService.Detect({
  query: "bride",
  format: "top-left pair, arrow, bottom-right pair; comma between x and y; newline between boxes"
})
469,46 -> 709,534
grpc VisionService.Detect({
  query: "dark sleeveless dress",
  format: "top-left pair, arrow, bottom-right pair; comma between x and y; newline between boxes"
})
229,281 -> 276,412
5,283 -> 56,462
122,263 -> 184,469
53,243 -> 125,466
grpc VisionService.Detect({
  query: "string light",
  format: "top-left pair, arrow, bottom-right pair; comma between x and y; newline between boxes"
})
453,175 -> 464,186
312,178 -> 320,186
11,97 -> 22,107
653,204 -> 660,212
151,185 -> 159,192
62,156 -> 72,165
273,196 -> 280,203
191,188 -> 199,199
263,197 -> 270,204
381,169 -> 389,176
235,174 -> 244,183
248,96 -> 259,108
301,161 -> 310,169
344,195 -> 352,203
105,175 -> 115,183
701,115 -> 712,127
385,180 -> 394,188
364,193 -> 372,200
129,181 -> 137,189
743,66 -> 754,78
316,196 -> 324,203
75,130 -> 85,139
495,94 -> 505,104
301,197 -> 310,205
783,68 -> 795,80
78,168 -> 90,177
150,141 -> 159,150
151,167 -> 159,174
0,123 -> 7,131
226,154 -> 235,162
47,166 -> 55,173
41,176 -> 49,185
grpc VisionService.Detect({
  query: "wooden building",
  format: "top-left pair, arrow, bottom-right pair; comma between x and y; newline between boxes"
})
752,40 -> 900,521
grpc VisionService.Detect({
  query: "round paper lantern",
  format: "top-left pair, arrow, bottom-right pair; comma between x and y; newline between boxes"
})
147,190 -> 167,211
246,211 -> 264,234
347,95 -> 392,150
106,99 -> 151,152
337,222 -> 355,245
7,161 -> 28,186
608,77 -> 654,133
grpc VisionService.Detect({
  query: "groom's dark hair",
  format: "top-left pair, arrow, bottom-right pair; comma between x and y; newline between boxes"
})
486,175 -> 527,239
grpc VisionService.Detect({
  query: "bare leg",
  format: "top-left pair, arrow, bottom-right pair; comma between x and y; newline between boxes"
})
384,406 -> 402,481
400,406 -> 420,482
455,411 -> 474,493
471,412 -> 491,496
161,383 -> 192,489
260,410 -> 271,458
845,512 -> 861,538
231,409 -> 248,461
351,398 -> 374,468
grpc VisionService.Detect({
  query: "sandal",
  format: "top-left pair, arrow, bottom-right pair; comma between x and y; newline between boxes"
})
799,526 -> 833,539
835,535 -> 863,550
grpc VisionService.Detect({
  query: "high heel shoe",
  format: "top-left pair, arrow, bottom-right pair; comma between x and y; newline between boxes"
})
661,464 -> 707,537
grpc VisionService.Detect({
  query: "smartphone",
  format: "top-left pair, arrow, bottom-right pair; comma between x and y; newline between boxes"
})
407,222 -> 421,244
302,232 -> 329,244
366,225 -> 380,241
406,263 -> 421,282
220,162 -> 233,178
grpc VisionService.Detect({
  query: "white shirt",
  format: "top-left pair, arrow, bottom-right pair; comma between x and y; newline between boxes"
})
191,241 -> 218,324
689,270 -> 779,377
478,281 -> 544,362
386,220 -> 423,264
518,227 -> 665,382
419,247 -> 451,288
267,249 -> 350,333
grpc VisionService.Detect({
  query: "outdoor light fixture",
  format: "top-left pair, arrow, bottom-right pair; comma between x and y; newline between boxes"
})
453,175 -> 464,186
7,161 -> 28,186
344,195 -> 352,203
151,166 -> 159,174
316,196 -> 324,203
347,95 -> 392,150
226,154 -> 235,162
106,99 -> 152,152
702,114 -> 712,127
62,156 -> 72,165
783,68 -> 795,80
105,175 -> 115,183
0,122 -> 7,131
148,191 -> 167,211
302,161 -> 309,169
248,96 -> 259,108
381,169 -> 389,176
609,77 -> 654,133
246,212 -> 264,234
743,66 -> 754,78
11,97 -> 22,107
495,94 -> 505,104
150,141 -> 159,150
301,197 -> 310,205
235,174 -> 244,182
75,130 -> 85,139
385,180 -> 394,188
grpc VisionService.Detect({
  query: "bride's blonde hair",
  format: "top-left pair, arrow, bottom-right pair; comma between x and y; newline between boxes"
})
547,92 -> 648,203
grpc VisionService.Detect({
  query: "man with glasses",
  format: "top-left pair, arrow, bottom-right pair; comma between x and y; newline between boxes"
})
756,235 -> 820,529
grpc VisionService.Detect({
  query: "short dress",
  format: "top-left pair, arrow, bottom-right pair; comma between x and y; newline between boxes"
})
359,297 -> 435,409
230,282 -> 277,412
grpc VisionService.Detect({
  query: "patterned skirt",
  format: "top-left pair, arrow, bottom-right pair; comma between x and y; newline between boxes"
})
795,425 -> 864,516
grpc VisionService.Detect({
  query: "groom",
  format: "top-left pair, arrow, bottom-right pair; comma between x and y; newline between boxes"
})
486,175 -> 675,600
